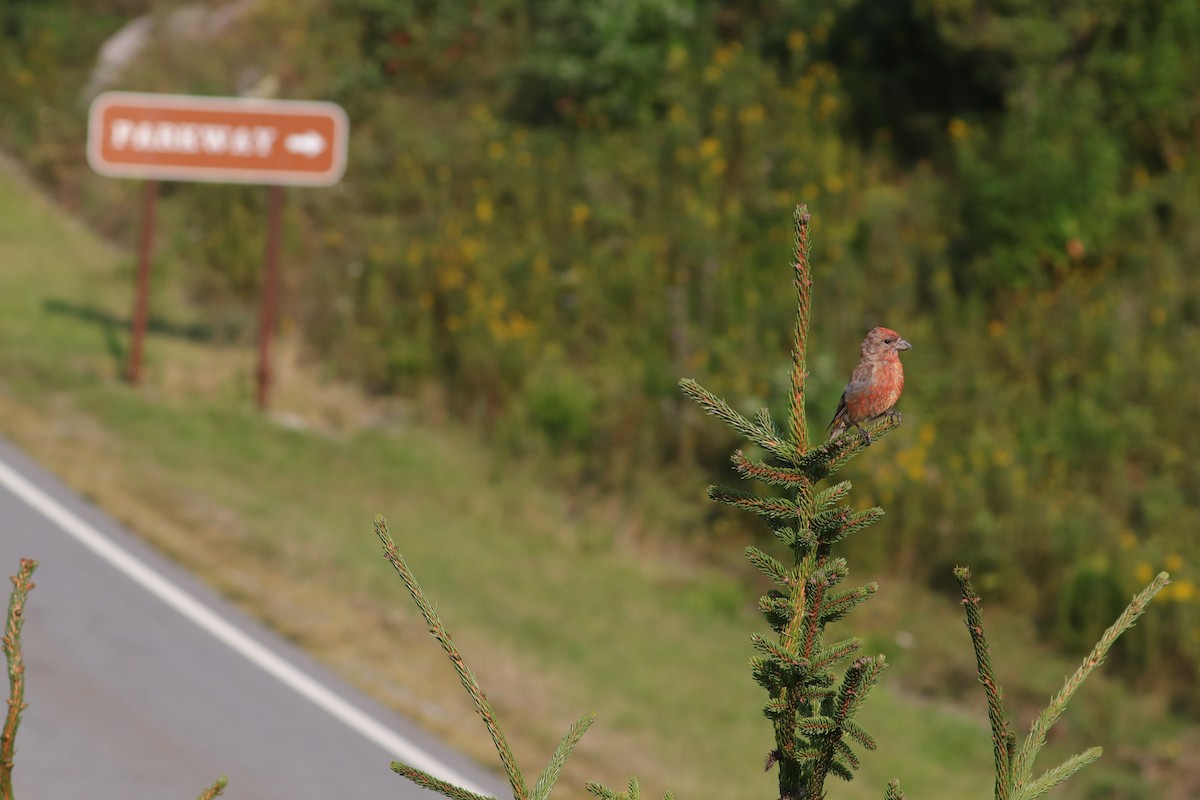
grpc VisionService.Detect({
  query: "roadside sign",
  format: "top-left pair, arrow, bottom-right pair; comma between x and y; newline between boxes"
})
87,92 -> 349,186
87,91 -> 349,408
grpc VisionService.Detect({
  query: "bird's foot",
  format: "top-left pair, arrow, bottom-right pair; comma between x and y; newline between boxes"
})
887,410 -> 903,424
856,425 -> 872,446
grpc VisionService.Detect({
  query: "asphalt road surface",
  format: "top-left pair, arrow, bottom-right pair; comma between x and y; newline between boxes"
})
0,434 -> 504,799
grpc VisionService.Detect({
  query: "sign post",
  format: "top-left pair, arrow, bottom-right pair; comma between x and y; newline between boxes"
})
86,92 -> 348,406
257,185 -> 285,410
127,180 -> 159,384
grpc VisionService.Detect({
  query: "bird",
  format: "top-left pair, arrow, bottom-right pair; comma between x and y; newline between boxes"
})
827,326 -> 912,444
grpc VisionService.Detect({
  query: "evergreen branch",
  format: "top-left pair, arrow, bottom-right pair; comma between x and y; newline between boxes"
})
796,684 -> 837,702
745,546 -> 792,586
816,507 -> 886,548
758,592 -> 795,633
789,401 -> 903,481
679,378 -> 759,441
754,407 -> 782,440
842,719 -> 878,751
835,656 -> 886,722
585,781 -> 619,800
954,566 -> 1013,800
195,777 -> 228,800
812,507 -> 851,540
819,416 -> 903,472
1018,747 -> 1103,800
807,657 -> 885,794
707,486 -> 798,520
752,657 -> 784,694
392,761 -> 497,800
829,760 -> 856,782
2,558 -> 36,800
788,205 -> 813,454
376,517 -> 529,800
796,715 -> 840,736
885,778 -> 908,800
763,697 -> 789,720
793,746 -> 823,763
815,557 -> 849,586
845,506 -> 886,532
679,379 -> 792,458
771,525 -> 817,555
1010,572 -> 1170,799
813,480 -> 853,510
767,682 -> 835,722
809,738 -> 847,790
811,638 -> 864,672
834,739 -> 861,769
531,713 -> 597,800
585,776 -> 673,800
820,584 -> 879,626
750,632 -> 809,670
797,575 -> 830,659
731,451 -> 811,489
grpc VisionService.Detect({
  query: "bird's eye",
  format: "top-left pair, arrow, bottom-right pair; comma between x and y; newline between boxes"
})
884,337 -> 894,344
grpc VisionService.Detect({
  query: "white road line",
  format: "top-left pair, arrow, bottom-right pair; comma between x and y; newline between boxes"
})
0,455 -> 494,798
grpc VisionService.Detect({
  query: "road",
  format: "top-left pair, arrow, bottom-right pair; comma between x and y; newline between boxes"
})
0,434 -> 504,799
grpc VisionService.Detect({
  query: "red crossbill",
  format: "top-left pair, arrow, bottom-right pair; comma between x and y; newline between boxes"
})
827,326 -> 912,444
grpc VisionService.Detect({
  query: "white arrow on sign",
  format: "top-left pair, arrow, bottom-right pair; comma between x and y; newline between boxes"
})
284,130 -> 327,158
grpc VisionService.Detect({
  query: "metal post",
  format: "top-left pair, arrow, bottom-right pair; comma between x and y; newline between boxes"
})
127,180 -> 158,384
256,185 -> 285,410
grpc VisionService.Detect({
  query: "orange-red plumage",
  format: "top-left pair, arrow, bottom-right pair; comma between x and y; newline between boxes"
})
827,326 -> 912,443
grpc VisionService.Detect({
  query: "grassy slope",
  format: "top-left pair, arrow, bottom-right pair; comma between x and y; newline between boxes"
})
0,160 -> 1180,799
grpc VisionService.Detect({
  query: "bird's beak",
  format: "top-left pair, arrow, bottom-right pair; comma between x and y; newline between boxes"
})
897,338 -> 912,351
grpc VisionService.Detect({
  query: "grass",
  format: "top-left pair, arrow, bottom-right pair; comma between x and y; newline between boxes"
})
0,158 -> 1188,800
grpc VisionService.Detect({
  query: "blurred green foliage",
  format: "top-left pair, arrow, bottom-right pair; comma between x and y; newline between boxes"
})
3,0 -> 1200,712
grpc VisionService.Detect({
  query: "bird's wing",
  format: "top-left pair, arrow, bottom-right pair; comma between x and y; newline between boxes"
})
827,391 -> 849,431
827,361 -> 875,430
841,361 -> 876,400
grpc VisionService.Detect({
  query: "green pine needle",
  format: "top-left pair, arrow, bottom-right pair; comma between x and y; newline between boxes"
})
745,546 -> 792,586
750,632 -> 808,669
584,782 -> 618,800
820,584 -> 878,625
1017,747 -> 1103,800
1010,572 -> 1170,799
813,480 -> 853,509
836,656 -> 887,721
585,775 -> 673,800
376,516 -> 528,800
835,740 -> 861,769
195,777 -> 228,800
531,713 -> 597,800
954,565 -> 1014,800
708,485 -> 799,519
753,406 -> 782,439
957,566 -> 1171,800
842,719 -> 878,751
731,451 -> 812,489
679,379 -> 793,459
811,638 -> 864,672
2,558 -> 36,800
771,524 -> 816,553
827,756 -> 857,782
391,761 -> 497,800
797,716 -> 841,738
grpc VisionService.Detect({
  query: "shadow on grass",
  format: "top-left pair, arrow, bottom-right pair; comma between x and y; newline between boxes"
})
43,298 -> 218,372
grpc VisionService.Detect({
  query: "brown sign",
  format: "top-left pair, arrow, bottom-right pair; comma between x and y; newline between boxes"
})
87,92 -> 349,186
